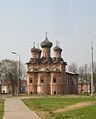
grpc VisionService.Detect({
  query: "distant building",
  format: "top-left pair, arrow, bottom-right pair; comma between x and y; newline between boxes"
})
2,86 -> 10,94
1,79 -> 27,94
78,77 -> 90,94
27,35 -> 78,95
1,80 -> 11,94
78,73 -> 96,94
66,72 -> 78,94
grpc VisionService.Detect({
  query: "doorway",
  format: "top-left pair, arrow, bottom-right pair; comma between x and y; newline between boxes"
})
30,91 -> 33,94
54,91 -> 56,95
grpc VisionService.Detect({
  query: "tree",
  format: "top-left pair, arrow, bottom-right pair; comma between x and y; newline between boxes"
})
78,66 -> 84,93
78,66 -> 84,78
0,59 -> 18,95
19,63 -> 27,93
68,62 -> 78,73
78,64 -> 89,93
0,59 -> 26,96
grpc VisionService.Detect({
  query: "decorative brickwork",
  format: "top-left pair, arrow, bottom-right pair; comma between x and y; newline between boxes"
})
27,35 -> 78,95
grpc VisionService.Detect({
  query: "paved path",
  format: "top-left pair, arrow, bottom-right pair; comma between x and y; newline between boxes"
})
3,97 -> 40,119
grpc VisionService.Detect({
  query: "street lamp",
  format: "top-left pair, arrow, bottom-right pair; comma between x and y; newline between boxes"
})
12,52 -> 20,95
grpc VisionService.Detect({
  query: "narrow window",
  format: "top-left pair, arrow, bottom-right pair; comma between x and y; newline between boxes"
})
53,78 -> 56,83
41,79 -> 44,83
29,78 -> 33,83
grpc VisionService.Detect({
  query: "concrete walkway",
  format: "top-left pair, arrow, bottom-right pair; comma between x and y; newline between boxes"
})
3,97 -> 40,119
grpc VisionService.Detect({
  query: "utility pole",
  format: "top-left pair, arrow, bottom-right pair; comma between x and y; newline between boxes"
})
91,42 -> 94,97
88,32 -> 94,97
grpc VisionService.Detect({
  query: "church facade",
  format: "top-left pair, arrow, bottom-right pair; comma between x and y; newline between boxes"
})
26,35 -> 78,95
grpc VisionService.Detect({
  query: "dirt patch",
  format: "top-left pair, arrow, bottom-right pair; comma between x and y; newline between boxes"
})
36,111 -> 47,118
53,101 -> 96,113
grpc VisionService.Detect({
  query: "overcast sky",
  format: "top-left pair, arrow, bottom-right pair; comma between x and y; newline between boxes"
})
0,0 -> 96,67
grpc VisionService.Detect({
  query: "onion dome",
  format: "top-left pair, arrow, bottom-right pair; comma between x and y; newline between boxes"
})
41,36 -> 53,48
31,47 -> 37,52
54,46 -> 62,52
36,48 -> 42,53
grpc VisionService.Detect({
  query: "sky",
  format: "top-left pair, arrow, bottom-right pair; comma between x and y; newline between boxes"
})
0,0 -> 96,67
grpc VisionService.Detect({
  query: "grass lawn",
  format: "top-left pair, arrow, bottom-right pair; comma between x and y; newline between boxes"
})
52,104 -> 96,119
0,100 -> 4,119
22,97 -> 96,119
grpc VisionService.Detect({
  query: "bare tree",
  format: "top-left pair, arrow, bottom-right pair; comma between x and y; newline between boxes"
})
93,62 -> 96,73
68,62 -> 78,73
78,64 -> 89,93
0,59 -> 26,96
0,59 -> 18,95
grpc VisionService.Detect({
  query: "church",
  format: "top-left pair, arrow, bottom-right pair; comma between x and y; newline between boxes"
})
26,34 -> 78,95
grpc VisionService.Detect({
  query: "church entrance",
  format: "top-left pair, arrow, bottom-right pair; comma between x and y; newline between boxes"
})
30,91 -> 33,94
54,91 -> 56,95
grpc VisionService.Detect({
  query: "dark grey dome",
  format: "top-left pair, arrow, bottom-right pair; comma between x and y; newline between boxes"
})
36,48 -> 42,53
41,37 -> 53,48
54,46 -> 62,52
31,47 -> 37,52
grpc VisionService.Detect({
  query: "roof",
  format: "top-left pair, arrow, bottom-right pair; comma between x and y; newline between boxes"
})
66,71 -> 78,75
31,47 -> 42,53
31,47 -> 37,52
41,36 -> 53,48
36,48 -> 42,53
54,46 -> 62,52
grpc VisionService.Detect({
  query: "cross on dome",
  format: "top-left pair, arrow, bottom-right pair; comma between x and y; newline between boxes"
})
56,40 -> 60,46
37,43 -> 39,49
45,32 -> 48,38
33,42 -> 35,47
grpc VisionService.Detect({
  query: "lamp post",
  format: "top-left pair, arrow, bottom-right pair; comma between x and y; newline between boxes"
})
12,52 -> 20,95
91,43 -> 94,97
88,32 -> 94,97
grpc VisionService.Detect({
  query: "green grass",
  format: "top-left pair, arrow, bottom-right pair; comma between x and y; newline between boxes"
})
0,100 -> 4,119
22,97 -> 96,119
52,104 -> 96,119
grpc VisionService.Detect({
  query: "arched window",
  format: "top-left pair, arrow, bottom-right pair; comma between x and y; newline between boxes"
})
53,77 -> 56,83
40,75 -> 44,83
41,79 -> 44,83
29,78 -> 33,83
